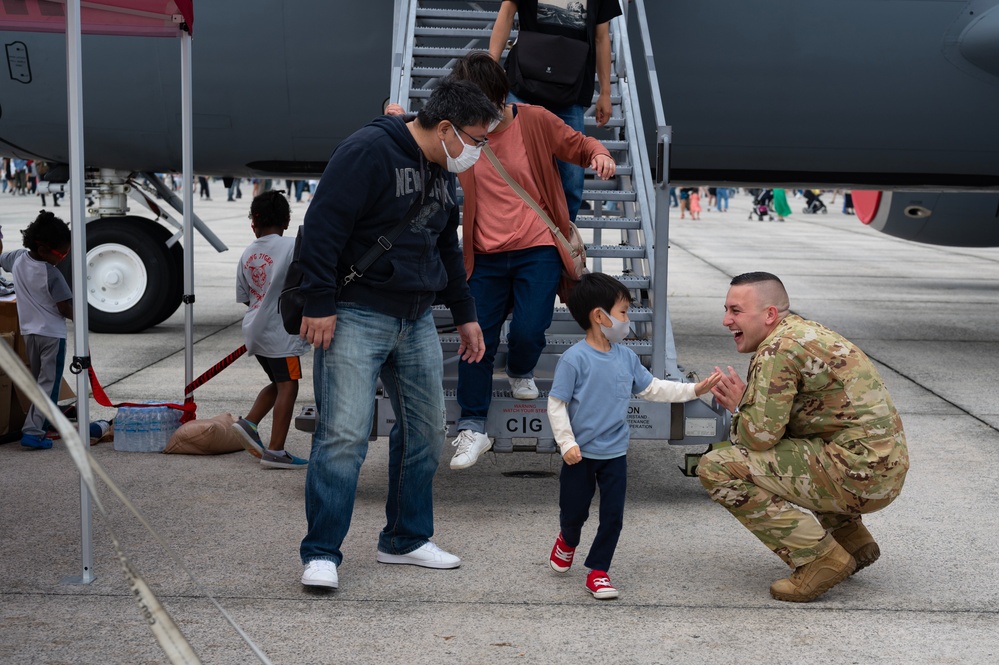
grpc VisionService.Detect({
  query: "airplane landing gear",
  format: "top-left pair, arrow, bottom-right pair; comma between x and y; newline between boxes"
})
60,217 -> 184,333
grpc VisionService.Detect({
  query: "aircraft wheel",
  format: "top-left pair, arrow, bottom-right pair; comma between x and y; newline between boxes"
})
144,223 -> 186,327
75,217 -> 183,333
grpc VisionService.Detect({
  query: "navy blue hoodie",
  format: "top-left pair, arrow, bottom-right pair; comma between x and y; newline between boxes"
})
300,115 -> 476,324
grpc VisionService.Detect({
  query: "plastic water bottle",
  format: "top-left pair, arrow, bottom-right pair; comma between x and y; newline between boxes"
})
149,407 -> 164,451
89,420 -> 111,441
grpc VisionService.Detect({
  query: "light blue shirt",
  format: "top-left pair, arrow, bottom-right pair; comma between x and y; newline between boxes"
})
549,340 -> 654,459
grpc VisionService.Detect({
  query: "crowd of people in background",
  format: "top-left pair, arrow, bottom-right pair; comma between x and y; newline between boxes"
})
669,186 -> 855,220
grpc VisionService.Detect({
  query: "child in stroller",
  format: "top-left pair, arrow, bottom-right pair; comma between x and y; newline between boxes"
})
803,189 -> 828,214
748,189 -> 774,221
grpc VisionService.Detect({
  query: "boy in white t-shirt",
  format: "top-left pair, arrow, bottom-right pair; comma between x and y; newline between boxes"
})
232,191 -> 310,469
546,272 -> 722,599
0,211 -> 73,449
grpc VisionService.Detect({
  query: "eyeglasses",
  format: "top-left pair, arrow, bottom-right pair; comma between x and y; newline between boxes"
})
38,242 -> 68,261
454,125 -> 488,149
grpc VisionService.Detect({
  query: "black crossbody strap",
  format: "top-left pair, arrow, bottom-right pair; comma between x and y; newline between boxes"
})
341,174 -> 437,286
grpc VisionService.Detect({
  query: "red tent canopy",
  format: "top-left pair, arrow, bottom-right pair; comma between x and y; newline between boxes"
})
0,0 -> 193,37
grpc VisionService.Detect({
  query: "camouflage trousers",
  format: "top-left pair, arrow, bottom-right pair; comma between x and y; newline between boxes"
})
696,438 -> 900,568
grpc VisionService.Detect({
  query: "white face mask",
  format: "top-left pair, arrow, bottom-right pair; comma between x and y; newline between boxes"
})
599,309 -> 631,344
487,117 -> 501,133
442,126 -> 482,173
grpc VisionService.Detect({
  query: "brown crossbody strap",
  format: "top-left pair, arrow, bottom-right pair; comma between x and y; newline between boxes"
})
481,144 -> 574,255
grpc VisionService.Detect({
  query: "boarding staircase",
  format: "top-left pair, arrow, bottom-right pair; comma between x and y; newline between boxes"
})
346,1 -> 727,465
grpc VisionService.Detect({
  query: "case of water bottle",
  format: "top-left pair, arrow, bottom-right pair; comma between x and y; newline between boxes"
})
113,404 -> 181,452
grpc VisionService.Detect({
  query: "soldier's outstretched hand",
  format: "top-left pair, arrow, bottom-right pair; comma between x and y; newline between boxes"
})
694,368 -> 725,396
710,365 -> 746,413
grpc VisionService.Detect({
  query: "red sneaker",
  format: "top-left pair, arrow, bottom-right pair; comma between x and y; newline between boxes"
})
549,533 -> 575,573
586,570 -> 619,599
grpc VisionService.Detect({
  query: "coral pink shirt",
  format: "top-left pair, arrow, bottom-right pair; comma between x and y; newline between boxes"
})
470,118 -> 555,254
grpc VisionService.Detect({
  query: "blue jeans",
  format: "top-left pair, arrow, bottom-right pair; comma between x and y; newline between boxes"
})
456,246 -> 561,432
507,92 -> 586,222
717,188 -> 729,211
300,303 -> 446,566
559,455 -> 628,572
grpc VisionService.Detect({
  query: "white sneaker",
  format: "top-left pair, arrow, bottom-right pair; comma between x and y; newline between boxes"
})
509,377 -> 539,400
301,559 -> 338,588
449,429 -> 492,469
376,541 -> 461,569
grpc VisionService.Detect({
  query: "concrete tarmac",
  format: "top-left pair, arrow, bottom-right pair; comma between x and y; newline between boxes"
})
1,187 -> 997,664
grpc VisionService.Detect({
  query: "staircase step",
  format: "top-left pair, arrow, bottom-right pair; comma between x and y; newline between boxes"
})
439,334 -> 653,355
414,26 -> 495,38
432,305 -> 654,325
583,189 -> 637,202
586,243 -> 647,259
416,8 -> 504,22
574,216 -> 642,229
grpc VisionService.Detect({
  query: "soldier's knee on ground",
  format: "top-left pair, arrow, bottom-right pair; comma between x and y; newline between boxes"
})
696,443 -> 749,490
695,449 -> 726,489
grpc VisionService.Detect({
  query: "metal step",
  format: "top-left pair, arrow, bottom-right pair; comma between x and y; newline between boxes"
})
439,333 -> 653,356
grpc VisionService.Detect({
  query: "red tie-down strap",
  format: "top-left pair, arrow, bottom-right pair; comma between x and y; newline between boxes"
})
88,345 -> 247,424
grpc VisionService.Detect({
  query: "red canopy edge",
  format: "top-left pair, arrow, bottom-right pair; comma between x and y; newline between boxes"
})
0,0 -> 194,38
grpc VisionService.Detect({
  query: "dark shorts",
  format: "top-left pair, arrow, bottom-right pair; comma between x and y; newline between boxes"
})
255,355 -> 302,383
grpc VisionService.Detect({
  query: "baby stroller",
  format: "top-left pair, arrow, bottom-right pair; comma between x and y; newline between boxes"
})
803,190 -> 828,214
748,189 -> 774,221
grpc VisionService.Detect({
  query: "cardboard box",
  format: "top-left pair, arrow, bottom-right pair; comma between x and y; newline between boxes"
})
0,331 -> 18,437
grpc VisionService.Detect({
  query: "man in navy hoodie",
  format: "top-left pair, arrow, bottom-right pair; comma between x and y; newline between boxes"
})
298,79 -> 502,590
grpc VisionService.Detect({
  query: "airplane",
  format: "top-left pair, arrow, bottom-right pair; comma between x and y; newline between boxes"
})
2,0 -> 999,332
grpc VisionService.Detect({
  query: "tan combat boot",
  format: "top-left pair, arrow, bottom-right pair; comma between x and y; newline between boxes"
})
831,520 -> 880,574
770,542 -> 856,602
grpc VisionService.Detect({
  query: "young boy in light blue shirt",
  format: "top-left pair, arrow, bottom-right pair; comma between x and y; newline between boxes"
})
546,272 -> 722,599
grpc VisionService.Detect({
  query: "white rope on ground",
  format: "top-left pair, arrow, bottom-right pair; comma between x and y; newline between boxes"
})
0,339 -> 274,665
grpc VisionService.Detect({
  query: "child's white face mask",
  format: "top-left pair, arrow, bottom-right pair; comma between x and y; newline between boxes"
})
599,309 -> 630,344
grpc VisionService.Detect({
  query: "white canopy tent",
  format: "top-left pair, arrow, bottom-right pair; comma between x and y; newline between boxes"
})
0,0 -> 197,583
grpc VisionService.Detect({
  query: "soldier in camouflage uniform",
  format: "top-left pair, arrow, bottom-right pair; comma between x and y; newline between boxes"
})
697,272 -> 908,602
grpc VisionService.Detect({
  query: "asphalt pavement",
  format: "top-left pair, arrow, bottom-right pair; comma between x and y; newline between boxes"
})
1,185 -> 997,664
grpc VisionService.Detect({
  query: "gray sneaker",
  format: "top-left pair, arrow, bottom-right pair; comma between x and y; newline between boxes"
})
260,449 -> 308,469
509,377 -> 539,400
232,418 -> 265,458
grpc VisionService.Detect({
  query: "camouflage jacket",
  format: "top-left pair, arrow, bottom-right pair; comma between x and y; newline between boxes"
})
732,315 -> 908,498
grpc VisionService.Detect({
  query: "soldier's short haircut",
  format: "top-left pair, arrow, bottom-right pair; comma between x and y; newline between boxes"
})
250,189 -> 290,228
731,271 -> 783,287
417,78 -> 502,131
566,272 -> 634,331
731,272 -> 790,314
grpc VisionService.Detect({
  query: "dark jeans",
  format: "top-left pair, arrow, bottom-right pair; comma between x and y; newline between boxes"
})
456,246 -> 561,431
559,455 -> 627,572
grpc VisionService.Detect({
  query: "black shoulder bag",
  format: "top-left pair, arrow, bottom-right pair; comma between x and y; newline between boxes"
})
505,30 -> 590,108
279,188 -> 431,335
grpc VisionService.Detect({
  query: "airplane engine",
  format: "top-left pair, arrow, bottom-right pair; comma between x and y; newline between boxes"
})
853,191 -> 999,248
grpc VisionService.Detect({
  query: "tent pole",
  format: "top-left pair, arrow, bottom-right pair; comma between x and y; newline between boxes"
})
181,26 -> 194,396
62,0 -> 95,586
